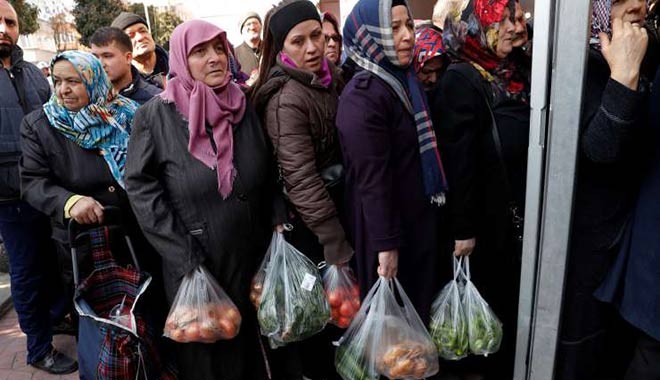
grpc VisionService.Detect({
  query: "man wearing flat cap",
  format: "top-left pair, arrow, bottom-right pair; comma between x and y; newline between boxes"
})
111,11 -> 169,89
234,11 -> 262,85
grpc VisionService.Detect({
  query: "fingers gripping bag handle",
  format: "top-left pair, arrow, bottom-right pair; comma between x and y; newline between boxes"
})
323,264 -> 361,329
429,257 -> 469,360
462,257 -> 503,356
163,265 -> 242,344
257,232 -> 330,348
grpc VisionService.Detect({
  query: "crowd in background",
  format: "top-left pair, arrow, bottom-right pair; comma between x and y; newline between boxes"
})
0,0 -> 659,379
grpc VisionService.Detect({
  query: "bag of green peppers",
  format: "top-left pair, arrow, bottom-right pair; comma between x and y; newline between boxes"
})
429,257 -> 469,360
462,257 -> 503,356
256,232 -> 330,348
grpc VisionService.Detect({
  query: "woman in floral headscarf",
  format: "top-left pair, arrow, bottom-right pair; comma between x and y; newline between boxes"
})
19,50 -> 155,272
558,1 -> 654,379
431,0 -> 529,377
19,50 -> 172,375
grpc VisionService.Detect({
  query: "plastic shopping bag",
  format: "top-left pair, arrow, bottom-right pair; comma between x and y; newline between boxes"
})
250,232 -> 277,309
335,277 -> 439,380
164,265 -> 241,343
462,257 -> 503,356
323,264 -> 361,328
429,256 -> 469,360
256,232 -> 330,347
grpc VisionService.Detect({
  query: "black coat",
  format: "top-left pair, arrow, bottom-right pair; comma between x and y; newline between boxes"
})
0,46 -> 51,202
432,62 -> 530,378
124,97 -> 276,380
557,48 -> 651,380
19,109 -> 131,244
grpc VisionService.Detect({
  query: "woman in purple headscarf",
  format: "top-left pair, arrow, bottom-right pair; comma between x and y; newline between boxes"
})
557,1 -> 654,379
124,19 -> 282,380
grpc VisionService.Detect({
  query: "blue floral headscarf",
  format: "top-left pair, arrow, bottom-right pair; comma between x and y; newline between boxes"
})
44,50 -> 138,189
343,0 -> 449,205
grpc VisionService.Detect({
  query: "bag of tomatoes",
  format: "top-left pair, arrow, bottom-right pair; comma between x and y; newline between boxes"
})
335,277 -> 439,380
322,264 -> 361,328
256,232 -> 331,348
163,265 -> 242,344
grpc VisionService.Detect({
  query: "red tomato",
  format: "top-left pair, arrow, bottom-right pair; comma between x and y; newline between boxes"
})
352,297 -> 361,311
219,318 -> 238,339
170,328 -> 185,342
340,302 -> 355,318
185,322 -> 201,342
327,291 -> 342,307
225,307 -> 242,326
199,321 -> 219,342
351,285 -> 360,298
337,317 -> 351,329
331,309 -> 340,322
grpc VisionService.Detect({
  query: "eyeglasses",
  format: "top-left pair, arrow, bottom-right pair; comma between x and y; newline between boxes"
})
325,34 -> 342,43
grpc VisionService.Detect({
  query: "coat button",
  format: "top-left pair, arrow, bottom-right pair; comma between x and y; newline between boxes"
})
108,186 -> 116,193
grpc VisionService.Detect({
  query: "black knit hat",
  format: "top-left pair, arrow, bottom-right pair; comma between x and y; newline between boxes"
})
269,1 -> 320,52
111,12 -> 148,31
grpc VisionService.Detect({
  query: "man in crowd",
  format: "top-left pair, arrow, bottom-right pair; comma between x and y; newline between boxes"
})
90,27 -> 161,104
111,12 -> 169,89
234,11 -> 262,85
0,0 -> 77,374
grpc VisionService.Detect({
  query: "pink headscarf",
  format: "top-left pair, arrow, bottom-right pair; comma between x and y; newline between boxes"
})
160,20 -> 246,198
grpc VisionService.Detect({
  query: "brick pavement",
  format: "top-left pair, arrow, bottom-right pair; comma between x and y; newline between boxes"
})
0,309 -> 78,380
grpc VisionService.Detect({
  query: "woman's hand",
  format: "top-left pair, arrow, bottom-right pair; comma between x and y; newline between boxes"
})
454,238 -> 476,257
377,250 -> 398,278
600,16 -> 648,90
70,196 -> 104,225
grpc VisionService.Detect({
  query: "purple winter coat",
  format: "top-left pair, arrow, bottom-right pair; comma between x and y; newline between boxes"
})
336,71 -> 442,323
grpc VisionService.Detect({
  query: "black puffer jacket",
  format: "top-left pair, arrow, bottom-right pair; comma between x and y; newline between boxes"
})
0,46 -> 51,202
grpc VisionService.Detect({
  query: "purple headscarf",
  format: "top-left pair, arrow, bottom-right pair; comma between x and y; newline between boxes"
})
160,20 -> 246,199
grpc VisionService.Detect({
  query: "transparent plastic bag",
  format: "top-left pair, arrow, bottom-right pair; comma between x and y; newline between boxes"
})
250,232 -> 277,309
323,264 -> 361,328
163,265 -> 241,343
462,257 -> 503,356
429,257 -> 469,360
335,277 -> 440,380
257,232 -> 330,348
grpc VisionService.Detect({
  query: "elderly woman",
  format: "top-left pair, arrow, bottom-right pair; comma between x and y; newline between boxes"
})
558,1 -> 653,379
413,25 -> 447,92
432,0 -> 530,377
19,51 -> 164,284
337,0 -> 448,325
251,1 -> 352,378
124,20 -> 278,380
19,50 -> 168,373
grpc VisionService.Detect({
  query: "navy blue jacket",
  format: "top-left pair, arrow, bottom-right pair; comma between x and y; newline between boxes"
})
596,66 -> 660,342
0,46 -> 51,201
120,65 -> 161,105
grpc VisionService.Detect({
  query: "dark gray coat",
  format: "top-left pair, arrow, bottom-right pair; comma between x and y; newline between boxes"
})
124,97 -> 277,380
0,46 -> 51,201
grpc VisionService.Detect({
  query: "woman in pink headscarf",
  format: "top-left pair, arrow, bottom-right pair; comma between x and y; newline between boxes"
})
124,19 -> 283,380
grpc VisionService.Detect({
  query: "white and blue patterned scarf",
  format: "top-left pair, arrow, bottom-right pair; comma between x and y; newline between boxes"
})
44,51 -> 138,189
343,0 -> 449,205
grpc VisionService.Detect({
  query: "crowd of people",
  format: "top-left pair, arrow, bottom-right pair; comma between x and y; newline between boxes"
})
0,0 -> 658,378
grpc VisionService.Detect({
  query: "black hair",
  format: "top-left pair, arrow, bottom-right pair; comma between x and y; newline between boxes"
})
90,27 -> 133,53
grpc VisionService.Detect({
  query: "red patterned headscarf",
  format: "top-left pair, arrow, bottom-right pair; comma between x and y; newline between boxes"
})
413,25 -> 446,73
443,0 -> 524,100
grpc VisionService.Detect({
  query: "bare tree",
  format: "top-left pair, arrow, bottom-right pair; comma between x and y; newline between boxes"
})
51,13 -> 68,52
